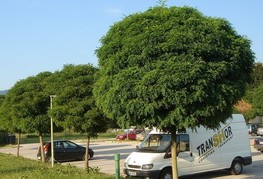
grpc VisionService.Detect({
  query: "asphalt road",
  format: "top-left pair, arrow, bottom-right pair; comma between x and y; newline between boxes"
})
1,138 -> 263,178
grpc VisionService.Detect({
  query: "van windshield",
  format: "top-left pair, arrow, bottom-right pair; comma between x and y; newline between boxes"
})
137,133 -> 171,152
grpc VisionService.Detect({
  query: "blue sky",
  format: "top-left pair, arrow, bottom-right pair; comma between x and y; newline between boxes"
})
0,0 -> 262,90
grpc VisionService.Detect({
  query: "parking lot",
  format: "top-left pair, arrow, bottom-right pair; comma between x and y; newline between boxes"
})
1,137 -> 263,178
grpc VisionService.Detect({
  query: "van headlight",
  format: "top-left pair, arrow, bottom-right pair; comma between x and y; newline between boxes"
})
142,164 -> 154,169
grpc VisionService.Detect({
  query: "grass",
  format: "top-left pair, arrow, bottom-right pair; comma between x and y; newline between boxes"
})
0,153 -> 118,179
0,130 -> 134,178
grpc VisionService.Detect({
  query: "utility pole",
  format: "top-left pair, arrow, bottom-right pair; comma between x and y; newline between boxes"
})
50,95 -> 56,167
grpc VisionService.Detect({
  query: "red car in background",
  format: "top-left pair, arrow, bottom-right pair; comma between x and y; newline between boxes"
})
116,129 -> 143,140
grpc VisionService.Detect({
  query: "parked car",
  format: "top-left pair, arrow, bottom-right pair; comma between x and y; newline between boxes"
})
257,127 -> 263,136
37,140 -> 94,162
247,123 -> 258,135
253,138 -> 263,152
116,129 -> 143,140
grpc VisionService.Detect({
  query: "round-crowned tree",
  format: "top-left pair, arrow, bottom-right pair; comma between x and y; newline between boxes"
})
49,64 -> 109,170
94,6 -> 254,178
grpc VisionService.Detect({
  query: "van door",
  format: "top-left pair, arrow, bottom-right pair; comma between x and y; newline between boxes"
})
176,134 -> 194,176
191,132 -> 221,174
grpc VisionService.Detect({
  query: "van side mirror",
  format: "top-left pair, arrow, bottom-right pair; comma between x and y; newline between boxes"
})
164,149 -> 171,159
135,145 -> 140,151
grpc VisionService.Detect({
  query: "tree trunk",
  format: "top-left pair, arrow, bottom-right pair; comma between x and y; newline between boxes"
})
84,136 -> 91,171
39,132 -> 45,163
171,128 -> 178,179
16,133 -> 21,157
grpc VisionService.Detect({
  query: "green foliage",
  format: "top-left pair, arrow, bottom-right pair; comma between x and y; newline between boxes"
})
0,132 -> 8,144
0,95 -> 7,131
248,63 -> 263,89
49,64 -> 110,137
0,153 -> 114,179
0,95 -> 5,104
0,63 -> 112,144
241,63 -> 263,119
157,0 -> 167,7
94,6 -> 255,130
245,84 -> 263,119
0,72 -> 55,134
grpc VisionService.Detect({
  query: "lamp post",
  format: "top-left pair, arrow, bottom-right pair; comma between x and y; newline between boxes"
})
50,95 -> 56,167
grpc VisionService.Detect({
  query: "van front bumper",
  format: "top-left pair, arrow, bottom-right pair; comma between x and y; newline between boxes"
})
243,156 -> 252,166
124,169 -> 161,179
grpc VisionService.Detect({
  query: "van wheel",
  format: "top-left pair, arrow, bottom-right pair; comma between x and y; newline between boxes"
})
230,159 -> 243,175
159,168 -> 172,179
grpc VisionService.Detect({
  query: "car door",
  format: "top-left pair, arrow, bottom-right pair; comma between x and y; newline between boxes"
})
62,141 -> 83,160
54,141 -> 65,161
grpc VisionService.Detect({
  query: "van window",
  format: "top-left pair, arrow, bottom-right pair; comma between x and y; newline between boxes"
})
177,134 -> 190,152
138,134 -> 171,152
138,133 -> 189,153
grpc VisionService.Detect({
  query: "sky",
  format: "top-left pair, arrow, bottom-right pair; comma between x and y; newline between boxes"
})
0,0 -> 262,90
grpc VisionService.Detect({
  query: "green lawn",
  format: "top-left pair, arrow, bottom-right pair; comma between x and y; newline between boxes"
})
0,153 -> 117,179
18,131 -> 120,144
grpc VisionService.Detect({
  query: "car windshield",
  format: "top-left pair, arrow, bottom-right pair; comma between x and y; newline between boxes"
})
137,133 -> 171,152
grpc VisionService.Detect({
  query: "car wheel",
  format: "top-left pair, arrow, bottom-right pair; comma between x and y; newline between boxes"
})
159,167 -> 172,179
82,153 -> 90,161
45,156 -> 51,162
46,156 -> 57,163
230,159 -> 243,175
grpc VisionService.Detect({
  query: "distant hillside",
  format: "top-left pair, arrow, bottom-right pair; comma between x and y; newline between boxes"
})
0,90 -> 8,95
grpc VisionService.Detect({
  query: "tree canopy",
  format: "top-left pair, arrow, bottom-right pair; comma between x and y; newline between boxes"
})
248,63 -> 263,90
235,63 -> 263,119
1,72 -> 54,134
50,64 -> 109,137
0,95 -> 7,132
250,85 -> 263,117
94,6 -> 255,130
49,64 -> 109,170
94,6 -> 255,178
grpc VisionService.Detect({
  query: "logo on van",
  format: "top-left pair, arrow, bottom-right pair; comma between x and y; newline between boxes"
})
196,124 -> 233,163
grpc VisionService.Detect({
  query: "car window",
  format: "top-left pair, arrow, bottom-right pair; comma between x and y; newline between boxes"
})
54,141 -> 63,149
63,141 -> 77,149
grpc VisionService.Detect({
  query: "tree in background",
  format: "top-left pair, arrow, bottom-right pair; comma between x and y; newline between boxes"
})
248,63 -> 263,90
50,64 -> 109,170
242,83 -> 263,120
250,85 -> 263,117
94,6 -> 254,178
234,63 -> 263,120
0,95 -> 9,144
0,95 -> 4,103
0,95 -> 6,131
0,92 -> 23,155
1,72 -> 60,162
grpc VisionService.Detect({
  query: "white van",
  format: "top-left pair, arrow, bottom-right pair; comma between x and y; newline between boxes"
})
124,114 -> 252,179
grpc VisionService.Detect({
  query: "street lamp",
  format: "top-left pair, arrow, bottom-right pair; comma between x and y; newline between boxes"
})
50,95 -> 56,167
